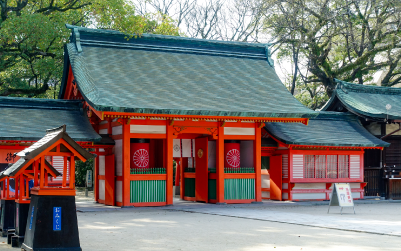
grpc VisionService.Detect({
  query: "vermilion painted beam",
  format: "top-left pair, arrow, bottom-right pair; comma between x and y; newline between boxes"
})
223,135 -> 255,140
129,133 -> 166,139
166,122 -> 174,205
102,111 -> 309,125
254,126 -> 262,202
216,125 -> 225,203
122,121 -> 131,207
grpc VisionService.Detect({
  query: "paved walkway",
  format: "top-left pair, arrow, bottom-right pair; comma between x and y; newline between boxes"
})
173,206 -> 401,236
75,198 -> 401,237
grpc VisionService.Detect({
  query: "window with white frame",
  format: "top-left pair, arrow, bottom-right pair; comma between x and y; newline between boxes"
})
303,155 -> 349,179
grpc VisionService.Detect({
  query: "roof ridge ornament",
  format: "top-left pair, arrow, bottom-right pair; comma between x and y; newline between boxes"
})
46,125 -> 67,134
74,28 -> 83,53
265,45 -> 274,67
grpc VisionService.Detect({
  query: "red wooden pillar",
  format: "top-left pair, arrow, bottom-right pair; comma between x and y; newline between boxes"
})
70,157 -> 75,189
6,178 -> 9,198
122,121 -> 131,207
166,122 -> 174,205
19,175 -> 24,201
45,170 -> 49,187
62,157 -> 67,187
216,125 -> 225,203
40,157 -> 45,188
254,125 -> 262,202
180,157 -> 184,200
34,160 -> 39,187
25,176 -> 29,198
15,175 -> 19,199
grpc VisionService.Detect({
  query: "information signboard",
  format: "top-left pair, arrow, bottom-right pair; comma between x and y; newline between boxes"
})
327,183 -> 355,214
53,207 -> 62,231
86,170 -> 93,188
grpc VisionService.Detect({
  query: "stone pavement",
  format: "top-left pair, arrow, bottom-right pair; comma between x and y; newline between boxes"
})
173,205 -> 401,236
75,198 -> 401,237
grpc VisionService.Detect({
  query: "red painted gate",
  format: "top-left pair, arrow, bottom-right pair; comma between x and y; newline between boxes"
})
105,154 -> 115,206
270,155 -> 282,201
195,137 -> 208,203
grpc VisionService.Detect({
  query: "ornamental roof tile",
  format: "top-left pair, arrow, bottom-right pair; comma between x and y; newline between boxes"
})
265,112 -> 390,147
0,97 -> 101,142
321,79 -> 401,120
60,25 -> 317,119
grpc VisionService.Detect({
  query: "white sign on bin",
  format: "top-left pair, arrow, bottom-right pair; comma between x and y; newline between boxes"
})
328,183 -> 355,214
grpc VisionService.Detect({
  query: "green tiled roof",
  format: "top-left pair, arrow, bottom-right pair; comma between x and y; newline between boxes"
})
0,97 -> 101,142
265,112 -> 390,147
60,25 -> 317,119
321,79 -> 401,120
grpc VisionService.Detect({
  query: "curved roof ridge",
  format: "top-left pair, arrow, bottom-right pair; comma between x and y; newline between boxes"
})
334,79 -> 401,95
65,24 -> 271,49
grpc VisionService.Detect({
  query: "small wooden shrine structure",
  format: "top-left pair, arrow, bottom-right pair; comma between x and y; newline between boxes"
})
0,170 -> 16,237
262,112 -> 389,201
322,80 -> 401,199
4,125 -> 95,251
0,97 -> 102,187
0,160 -> 61,247
59,25 -> 318,207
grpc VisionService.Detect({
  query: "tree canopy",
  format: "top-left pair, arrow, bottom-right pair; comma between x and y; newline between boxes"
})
0,0 -> 179,98
264,0 -> 401,109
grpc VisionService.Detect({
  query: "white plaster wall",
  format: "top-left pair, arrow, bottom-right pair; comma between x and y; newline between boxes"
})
224,127 -> 255,135
182,139 -> 192,157
386,123 -> 401,136
292,193 -> 325,200
292,183 -> 326,189
352,192 -> 361,199
112,125 -> 122,135
99,180 -> 105,200
99,128 -> 108,134
99,156 -> 105,176
114,139 -> 123,176
262,191 -> 270,198
130,125 -> 166,134
240,141 -> 254,167
282,193 -> 289,200
116,181 -> 123,202
262,175 -> 270,189
350,183 -> 360,188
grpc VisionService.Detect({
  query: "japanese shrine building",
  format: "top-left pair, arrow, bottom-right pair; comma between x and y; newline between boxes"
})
262,112 -> 389,201
58,25 -> 318,207
322,79 -> 401,198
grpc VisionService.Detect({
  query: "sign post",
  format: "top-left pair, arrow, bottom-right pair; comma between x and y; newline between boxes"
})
327,183 -> 355,214
85,170 -> 93,197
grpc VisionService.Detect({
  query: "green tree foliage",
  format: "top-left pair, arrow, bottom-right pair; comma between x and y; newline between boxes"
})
264,0 -> 401,108
0,0 -> 179,98
75,157 -> 93,187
